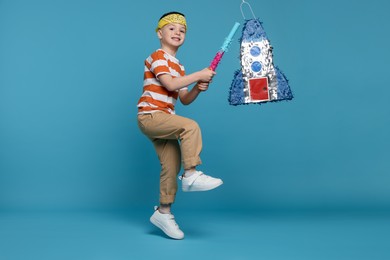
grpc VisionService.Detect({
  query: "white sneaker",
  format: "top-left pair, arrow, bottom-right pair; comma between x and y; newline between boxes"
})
179,171 -> 223,192
150,206 -> 184,240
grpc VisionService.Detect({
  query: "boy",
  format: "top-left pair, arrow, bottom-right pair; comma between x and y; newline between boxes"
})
137,11 -> 223,239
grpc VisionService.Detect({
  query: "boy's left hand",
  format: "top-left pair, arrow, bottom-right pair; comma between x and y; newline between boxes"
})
196,81 -> 209,92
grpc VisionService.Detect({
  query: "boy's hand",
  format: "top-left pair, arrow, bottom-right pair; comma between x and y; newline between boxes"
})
198,68 -> 216,82
196,81 -> 209,92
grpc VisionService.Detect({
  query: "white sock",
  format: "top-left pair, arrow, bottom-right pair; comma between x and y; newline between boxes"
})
184,169 -> 197,178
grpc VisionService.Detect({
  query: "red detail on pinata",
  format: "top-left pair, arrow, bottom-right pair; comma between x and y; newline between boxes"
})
249,77 -> 269,101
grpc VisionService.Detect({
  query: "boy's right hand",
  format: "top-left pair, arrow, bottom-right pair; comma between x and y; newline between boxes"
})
197,68 -> 216,82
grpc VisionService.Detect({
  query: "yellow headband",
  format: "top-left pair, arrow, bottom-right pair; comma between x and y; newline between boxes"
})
156,13 -> 187,32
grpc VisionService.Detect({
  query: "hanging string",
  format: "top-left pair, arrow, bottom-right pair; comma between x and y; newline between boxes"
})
240,0 -> 256,19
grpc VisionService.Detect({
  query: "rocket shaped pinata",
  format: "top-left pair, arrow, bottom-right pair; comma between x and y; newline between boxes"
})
229,19 -> 293,105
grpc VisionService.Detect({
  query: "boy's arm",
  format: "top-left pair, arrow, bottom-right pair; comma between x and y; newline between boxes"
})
158,68 -> 215,91
179,82 -> 209,105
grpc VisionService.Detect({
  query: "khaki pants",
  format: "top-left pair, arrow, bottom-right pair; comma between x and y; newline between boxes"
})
137,112 -> 202,204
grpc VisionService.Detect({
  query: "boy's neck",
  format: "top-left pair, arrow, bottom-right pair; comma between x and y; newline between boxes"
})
161,45 -> 178,57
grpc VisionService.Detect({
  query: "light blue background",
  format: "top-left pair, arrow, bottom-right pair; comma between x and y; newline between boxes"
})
1,0 -> 390,212
1,1 -> 390,260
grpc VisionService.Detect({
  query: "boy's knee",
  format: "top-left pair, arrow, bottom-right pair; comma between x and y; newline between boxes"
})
184,120 -> 199,132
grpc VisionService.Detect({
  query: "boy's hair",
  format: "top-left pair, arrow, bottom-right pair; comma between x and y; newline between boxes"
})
159,11 -> 185,21
156,11 -> 187,32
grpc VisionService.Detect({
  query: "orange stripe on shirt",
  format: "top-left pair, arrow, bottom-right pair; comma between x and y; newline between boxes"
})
138,96 -> 174,110
167,60 -> 185,77
144,71 -> 155,79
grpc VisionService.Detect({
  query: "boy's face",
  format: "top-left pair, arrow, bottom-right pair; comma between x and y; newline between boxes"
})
157,23 -> 186,49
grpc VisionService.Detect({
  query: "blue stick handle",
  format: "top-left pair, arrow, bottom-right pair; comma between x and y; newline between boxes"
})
221,22 -> 240,52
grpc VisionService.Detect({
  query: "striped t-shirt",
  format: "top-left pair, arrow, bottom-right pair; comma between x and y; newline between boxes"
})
137,49 -> 186,115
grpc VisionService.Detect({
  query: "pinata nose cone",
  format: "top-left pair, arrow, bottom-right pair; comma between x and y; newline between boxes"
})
242,19 -> 265,40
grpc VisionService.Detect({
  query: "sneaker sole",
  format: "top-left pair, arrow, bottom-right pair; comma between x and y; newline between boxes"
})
182,180 -> 223,192
150,216 -> 184,240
